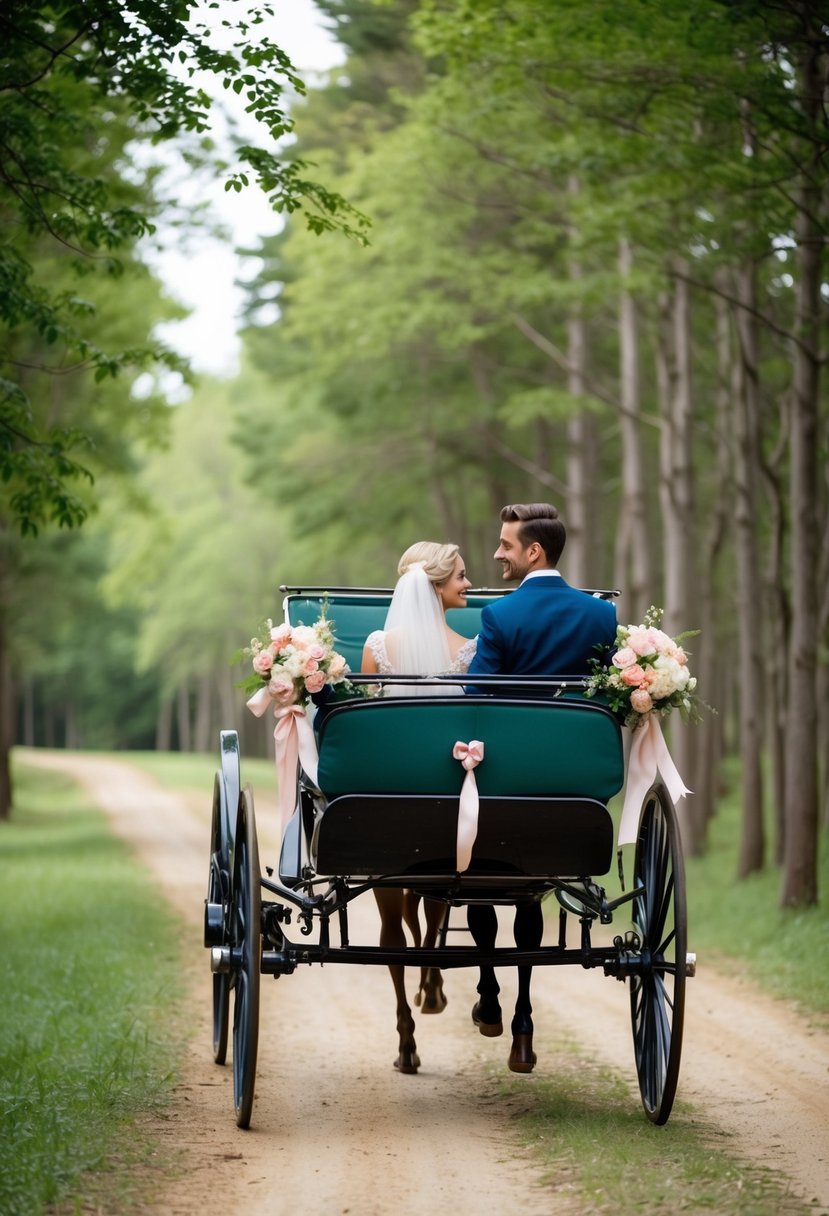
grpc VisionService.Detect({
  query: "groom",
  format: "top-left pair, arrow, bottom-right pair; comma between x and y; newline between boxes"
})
464,502 -> 617,1072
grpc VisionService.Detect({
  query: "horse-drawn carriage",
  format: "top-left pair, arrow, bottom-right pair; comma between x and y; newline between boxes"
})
204,586 -> 694,1129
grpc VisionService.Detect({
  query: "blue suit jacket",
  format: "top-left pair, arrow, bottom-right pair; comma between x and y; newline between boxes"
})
467,575 -> 617,687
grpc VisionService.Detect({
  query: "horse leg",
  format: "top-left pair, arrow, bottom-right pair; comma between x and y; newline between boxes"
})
466,903 -> 503,1034
508,900 -> 543,1073
418,898 -> 448,1014
374,888 -> 420,1073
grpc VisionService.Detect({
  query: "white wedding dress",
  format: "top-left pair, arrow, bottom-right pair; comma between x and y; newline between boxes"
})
364,630 -> 477,677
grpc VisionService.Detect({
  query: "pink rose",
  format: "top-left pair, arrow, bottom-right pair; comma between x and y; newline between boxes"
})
303,658 -> 319,675
612,646 -> 637,669
268,673 -> 297,705
270,623 -> 292,649
621,663 -> 646,686
253,650 -> 273,675
630,688 -> 653,714
627,629 -> 657,658
307,644 -> 326,661
304,670 -> 327,694
328,653 -> 348,680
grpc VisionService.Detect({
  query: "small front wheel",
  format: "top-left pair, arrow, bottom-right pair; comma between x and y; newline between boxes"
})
231,786 -> 261,1129
629,779 -> 687,1125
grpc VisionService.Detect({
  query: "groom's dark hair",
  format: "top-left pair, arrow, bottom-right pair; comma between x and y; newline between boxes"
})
500,502 -> 566,566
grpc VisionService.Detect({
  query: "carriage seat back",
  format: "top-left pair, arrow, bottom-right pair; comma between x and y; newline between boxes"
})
317,696 -> 623,802
310,696 -> 623,879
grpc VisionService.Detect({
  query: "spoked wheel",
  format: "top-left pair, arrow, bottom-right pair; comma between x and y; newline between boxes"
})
207,773 -> 230,1065
629,778 -> 687,1125
231,786 -> 261,1129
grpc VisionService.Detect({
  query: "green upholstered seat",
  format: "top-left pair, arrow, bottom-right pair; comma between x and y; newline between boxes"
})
284,592 -> 489,673
317,697 -> 623,802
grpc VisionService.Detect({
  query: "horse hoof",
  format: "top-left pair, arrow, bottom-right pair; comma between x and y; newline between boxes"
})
420,976 -> 448,1015
472,1000 -> 503,1037
508,1033 -> 536,1074
394,1049 -> 421,1074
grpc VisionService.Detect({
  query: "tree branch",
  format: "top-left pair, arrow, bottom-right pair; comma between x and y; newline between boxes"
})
511,313 -> 662,429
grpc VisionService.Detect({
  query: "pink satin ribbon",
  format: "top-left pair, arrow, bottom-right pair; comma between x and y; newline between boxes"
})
453,740 -> 484,873
618,714 -> 691,846
247,690 -> 319,840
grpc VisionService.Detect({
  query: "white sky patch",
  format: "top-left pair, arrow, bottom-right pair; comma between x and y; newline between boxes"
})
139,0 -> 345,383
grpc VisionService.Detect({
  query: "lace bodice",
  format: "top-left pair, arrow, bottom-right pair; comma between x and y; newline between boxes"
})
364,630 -> 477,676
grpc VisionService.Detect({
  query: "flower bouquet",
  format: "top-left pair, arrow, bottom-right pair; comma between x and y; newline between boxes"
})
241,614 -> 352,711
586,606 -> 700,846
586,606 -> 700,727
241,611 -> 354,839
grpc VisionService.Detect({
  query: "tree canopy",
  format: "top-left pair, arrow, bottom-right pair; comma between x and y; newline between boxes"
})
0,0 -> 367,534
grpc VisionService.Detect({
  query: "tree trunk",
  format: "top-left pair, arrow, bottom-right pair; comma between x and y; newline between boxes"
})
613,238 -> 651,622
564,176 -> 600,586
194,671 -> 212,754
760,425 -> 789,865
691,288 -> 731,841
22,677 -> 35,748
0,606 -> 13,820
656,267 -> 699,853
731,263 -> 766,876
64,701 -> 80,750
176,683 -> 192,753
780,41 -> 824,907
155,696 -> 173,752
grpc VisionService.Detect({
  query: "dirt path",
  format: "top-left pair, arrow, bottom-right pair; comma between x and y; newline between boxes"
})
27,751 -> 829,1215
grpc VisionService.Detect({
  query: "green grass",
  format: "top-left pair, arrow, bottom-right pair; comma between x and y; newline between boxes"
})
124,747 -> 275,799
490,1040 -> 811,1215
685,757 -> 829,1021
0,760 -> 185,1215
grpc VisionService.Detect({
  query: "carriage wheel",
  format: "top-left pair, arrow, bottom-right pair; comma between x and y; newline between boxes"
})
231,786 -> 262,1129
207,773 -> 231,1065
629,778 -> 687,1125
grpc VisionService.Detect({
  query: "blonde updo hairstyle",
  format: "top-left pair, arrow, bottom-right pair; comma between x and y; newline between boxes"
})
398,541 -> 460,588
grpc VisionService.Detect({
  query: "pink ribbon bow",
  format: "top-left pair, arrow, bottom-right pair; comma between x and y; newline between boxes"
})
247,688 -> 320,840
453,740 -> 484,873
618,714 -> 691,846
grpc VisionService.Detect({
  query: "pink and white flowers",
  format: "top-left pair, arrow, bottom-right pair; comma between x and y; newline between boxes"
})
586,606 -> 700,727
242,611 -> 352,709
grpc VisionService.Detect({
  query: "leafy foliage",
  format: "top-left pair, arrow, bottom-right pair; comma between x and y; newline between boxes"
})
0,0 -> 367,534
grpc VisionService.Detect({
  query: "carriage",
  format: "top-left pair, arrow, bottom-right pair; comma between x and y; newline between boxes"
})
204,586 -> 694,1129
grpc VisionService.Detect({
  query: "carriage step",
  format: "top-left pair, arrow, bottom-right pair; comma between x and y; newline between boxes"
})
685,952 -> 697,977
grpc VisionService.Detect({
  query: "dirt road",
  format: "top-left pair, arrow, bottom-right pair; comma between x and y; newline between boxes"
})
27,751 -> 829,1214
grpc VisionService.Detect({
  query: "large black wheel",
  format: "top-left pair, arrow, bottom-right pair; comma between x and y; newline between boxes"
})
629,779 -> 687,1125
207,773 -> 230,1065
231,786 -> 261,1129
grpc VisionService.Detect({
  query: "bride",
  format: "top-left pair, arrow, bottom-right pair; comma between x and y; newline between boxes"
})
360,540 -> 476,1072
361,541 -> 476,691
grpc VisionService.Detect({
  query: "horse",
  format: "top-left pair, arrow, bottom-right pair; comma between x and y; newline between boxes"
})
374,888 -> 447,1073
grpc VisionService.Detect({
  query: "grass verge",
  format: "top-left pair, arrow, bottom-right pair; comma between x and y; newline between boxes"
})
0,759 -> 185,1215
683,757 -> 829,1022
487,1037 -> 813,1215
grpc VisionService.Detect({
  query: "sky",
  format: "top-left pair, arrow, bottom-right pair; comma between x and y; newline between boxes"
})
142,1 -> 345,386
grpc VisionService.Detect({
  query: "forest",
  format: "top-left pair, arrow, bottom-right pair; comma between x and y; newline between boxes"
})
0,0 -> 826,907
